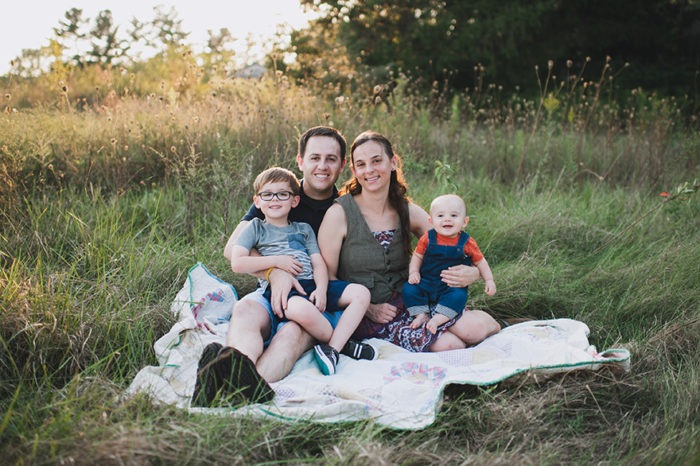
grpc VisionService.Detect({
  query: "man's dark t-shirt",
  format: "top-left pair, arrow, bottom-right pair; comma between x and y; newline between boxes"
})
241,181 -> 339,235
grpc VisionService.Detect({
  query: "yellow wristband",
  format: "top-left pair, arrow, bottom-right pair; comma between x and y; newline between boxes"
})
264,267 -> 274,281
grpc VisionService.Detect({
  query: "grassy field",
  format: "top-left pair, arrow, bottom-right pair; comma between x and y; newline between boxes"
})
1,74 -> 699,464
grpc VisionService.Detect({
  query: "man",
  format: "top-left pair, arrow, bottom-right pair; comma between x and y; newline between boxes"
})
194,126 -> 367,406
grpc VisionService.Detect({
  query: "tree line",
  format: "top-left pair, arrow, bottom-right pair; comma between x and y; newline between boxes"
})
5,1 -> 699,108
282,0 -> 699,100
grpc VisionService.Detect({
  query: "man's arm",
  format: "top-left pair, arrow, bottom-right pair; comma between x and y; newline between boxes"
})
224,220 -> 251,262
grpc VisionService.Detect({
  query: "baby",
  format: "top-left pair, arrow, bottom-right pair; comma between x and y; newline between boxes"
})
402,194 -> 496,334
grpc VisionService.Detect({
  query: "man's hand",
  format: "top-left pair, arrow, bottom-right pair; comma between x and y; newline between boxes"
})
268,268 -> 305,317
440,264 -> 480,288
365,302 -> 398,324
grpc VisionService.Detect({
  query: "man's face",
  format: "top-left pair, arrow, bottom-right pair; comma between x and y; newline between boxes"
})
297,135 -> 345,199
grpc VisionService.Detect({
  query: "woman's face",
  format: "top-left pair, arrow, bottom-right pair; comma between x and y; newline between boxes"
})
351,140 -> 396,193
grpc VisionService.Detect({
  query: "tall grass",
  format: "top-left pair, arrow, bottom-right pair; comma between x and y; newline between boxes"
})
1,68 -> 698,464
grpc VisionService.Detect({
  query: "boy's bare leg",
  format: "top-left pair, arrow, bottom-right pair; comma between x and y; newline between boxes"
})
284,296 -> 333,342
257,321 -> 314,382
426,313 -> 451,334
328,284 -> 370,351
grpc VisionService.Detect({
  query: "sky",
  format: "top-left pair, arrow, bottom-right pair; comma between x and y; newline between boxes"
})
2,1 -> 316,74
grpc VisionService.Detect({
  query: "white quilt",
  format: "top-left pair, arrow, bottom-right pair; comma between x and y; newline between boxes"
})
127,263 -> 631,429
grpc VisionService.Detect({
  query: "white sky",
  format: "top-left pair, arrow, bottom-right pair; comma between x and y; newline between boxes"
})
2,1 -> 316,74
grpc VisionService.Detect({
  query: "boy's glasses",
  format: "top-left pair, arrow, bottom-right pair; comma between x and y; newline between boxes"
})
257,191 -> 294,201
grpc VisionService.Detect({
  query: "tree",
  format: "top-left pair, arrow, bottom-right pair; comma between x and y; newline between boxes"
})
150,5 -> 190,49
293,0 -> 699,97
53,8 -> 88,67
88,10 -> 126,65
202,28 -> 236,69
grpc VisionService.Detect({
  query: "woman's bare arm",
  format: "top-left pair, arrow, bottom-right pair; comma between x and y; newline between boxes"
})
317,203 -> 347,280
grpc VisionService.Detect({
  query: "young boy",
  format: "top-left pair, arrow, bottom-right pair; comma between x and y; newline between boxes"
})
229,167 -> 371,375
402,194 -> 496,334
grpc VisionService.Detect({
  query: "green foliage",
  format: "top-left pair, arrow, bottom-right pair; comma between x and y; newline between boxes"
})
297,0 -> 699,102
1,62 -> 699,464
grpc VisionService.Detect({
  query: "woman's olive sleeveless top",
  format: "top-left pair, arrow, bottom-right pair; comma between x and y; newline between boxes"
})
335,194 -> 409,303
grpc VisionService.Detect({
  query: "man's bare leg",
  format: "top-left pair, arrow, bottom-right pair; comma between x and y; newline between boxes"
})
225,297 -> 271,363
257,321 -> 314,382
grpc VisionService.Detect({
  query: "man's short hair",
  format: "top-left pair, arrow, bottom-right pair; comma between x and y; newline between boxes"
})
253,167 -> 300,195
298,126 -> 347,161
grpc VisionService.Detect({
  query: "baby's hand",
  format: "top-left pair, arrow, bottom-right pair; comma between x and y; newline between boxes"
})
310,289 -> 326,312
410,312 -> 429,329
408,271 -> 421,285
275,255 -> 303,276
484,279 -> 496,296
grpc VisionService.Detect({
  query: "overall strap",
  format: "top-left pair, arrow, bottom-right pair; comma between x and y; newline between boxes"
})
456,231 -> 470,252
427,228 -> 438,244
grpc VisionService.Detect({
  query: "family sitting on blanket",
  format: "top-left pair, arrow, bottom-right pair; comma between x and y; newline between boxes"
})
192,126 -> 508,407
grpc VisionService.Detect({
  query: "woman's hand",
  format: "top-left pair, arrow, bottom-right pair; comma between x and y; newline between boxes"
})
365,302 -> 398,324
440,264 -> 481,288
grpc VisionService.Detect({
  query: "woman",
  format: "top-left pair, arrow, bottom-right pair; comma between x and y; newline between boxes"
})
317,131 -> 500,352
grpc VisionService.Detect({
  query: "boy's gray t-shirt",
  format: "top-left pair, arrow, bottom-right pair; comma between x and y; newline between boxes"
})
235,218 -> 319,289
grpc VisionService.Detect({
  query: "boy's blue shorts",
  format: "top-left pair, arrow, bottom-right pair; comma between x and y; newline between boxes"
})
249,279 -> 351,346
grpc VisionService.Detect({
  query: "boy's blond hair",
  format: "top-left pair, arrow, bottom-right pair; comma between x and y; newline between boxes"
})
253,167 -> 300,195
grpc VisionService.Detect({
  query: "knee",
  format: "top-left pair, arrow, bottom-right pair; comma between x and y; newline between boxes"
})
472,310 -> 501,338
231,298 -> 255,320
348,284 -> 371,305
275,321 -> 313,349
228,299 -> 268,333
431,334 -> 466,352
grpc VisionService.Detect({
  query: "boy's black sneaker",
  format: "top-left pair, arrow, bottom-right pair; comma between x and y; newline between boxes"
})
313,344 -> 339,375
341,339 -> 378,361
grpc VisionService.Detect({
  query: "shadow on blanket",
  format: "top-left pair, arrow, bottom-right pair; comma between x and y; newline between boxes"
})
127,263 -> 631,430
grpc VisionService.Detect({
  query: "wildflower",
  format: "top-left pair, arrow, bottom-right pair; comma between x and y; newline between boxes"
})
566,60 -> 573,68
548,60 -> 554,70
659,192 -> 669,198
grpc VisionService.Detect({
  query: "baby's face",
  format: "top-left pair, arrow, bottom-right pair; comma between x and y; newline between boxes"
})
429,196 -> 468,237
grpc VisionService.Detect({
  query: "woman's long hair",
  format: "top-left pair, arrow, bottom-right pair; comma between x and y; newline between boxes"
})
342,131 -> 413,256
